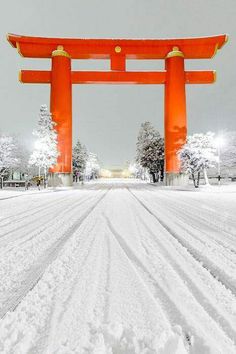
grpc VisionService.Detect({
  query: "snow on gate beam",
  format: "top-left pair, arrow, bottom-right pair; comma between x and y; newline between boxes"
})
19,70 -> 216,84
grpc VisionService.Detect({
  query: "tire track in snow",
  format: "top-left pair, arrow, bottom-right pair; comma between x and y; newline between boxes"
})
89,227 -> 113,327
101,215 -> 176,335
0,191 -> 44,201
0,192 -> 98,253
168,203 -> 236,256
156,190 -> 236,241
0,189 -> 110,319
104,214 -> 236,353
0,195 -> 76,237
128,188 -> 236,296
146,192 -> 236,262
155,191 -> 236,250
0,191 -> 103,308
38,219 -> 104,353
133,211 -> 236,341
102,215 -> 194,348
0,193 -> 71,227
103,232 -> 112,323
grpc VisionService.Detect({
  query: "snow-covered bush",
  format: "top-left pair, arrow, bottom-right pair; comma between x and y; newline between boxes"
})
178,132 -> 216,187
0,134 -> 18,186
12,137 -> 32,179
29,104 -> 59,178
128,162 -> 145,179
84,152 -> 100,180
218,131 -> 236,168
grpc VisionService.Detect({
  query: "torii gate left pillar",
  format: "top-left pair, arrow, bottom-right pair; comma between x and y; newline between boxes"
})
50,46 -> 72,186
7,34 -> 227,186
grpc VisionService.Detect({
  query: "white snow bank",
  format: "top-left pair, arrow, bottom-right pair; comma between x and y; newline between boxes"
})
84,322 -> 188,354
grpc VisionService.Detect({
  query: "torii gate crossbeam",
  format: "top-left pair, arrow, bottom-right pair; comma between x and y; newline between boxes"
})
7,34 -> 227,186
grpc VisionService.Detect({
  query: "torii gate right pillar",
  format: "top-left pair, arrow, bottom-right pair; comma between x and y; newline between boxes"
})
164,47 -> 188,186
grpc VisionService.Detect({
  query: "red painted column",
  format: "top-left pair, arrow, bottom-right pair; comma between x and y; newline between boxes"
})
50,46 -> 72,185
164,46 -> 187,184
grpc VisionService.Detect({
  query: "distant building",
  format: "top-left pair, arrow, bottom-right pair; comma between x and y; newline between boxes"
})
99,166 -> 132,178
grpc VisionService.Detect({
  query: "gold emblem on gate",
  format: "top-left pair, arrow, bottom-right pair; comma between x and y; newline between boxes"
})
115,46 -> 122,53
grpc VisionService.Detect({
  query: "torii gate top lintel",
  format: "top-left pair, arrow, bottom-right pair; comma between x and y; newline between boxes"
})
7,33 -> 227,59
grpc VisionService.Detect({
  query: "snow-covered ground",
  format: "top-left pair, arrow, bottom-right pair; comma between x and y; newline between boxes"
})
0,179 -> 235,353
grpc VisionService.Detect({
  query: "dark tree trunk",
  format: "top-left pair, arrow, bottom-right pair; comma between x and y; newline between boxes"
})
150,172 -> 156,183
160,164 -> 164,182
192,173 -> 197,188
197,171 -> 200,187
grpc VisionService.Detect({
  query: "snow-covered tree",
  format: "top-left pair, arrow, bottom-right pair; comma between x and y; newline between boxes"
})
72,139 -> 88,181
128,162 -> 139,178
0,134 -> 18,187
136,122 -> 158,160
84,153 -> 100,180
178,132 -> 216,187
11,137 -> 32,179
218,131 -> 236,168
136,122 -> 164,182
128,162 -> 149,180
29,104 -> 59,179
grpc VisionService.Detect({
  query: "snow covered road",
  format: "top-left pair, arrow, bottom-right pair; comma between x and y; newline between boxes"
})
0,180 -> 235,353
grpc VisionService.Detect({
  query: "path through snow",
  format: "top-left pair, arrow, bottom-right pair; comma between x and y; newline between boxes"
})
0,180 -> 235,353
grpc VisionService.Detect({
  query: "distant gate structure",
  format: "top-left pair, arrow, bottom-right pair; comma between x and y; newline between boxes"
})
7,34 -> 228,186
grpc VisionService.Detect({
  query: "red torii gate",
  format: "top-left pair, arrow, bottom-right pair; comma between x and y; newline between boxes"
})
7,34 -> 227,186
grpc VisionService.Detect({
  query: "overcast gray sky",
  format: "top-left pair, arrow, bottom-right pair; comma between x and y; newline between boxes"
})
0,0 -> 235,168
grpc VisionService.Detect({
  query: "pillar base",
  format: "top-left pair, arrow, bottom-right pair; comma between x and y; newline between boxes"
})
165,172 -> 189,186
48,173 -> 73,187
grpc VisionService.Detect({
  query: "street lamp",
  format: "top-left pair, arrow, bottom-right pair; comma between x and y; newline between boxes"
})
214,135 -> 225,185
